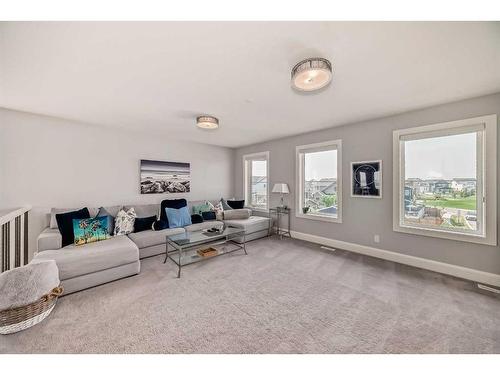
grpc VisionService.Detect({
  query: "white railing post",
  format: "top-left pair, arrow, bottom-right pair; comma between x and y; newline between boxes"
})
0,206 -> 32,272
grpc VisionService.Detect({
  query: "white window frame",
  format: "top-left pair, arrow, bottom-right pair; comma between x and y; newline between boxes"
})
243,151 -> 270,212
393,114 -> 497,246
296,139 -> 342,223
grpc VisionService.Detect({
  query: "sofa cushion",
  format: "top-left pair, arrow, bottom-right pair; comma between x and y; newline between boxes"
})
224,216 -> 270,234
124,204 -> 158,219
191,214 -> 203,224
127,227 -> 185,249
34,235 -> 139,280
160,199 -> 187,222
152,220 -> 169,231
134,215 -> 157,233
73,216 -> 110,246
201,211 -> 216,221
114,208 -> 137,236
220,198 -> 233,210
96,207 -> 116,235
38,228 -> 63,251
192,202 -> 211,215
166,206 -> 192,228
185,221 -> 224,232
50,206 -> 118,229
227,200 -> 245,209
56,208 -> 91,247
223,209 -> 251,220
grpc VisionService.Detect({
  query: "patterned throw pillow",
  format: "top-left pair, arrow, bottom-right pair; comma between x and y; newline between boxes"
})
73,216 -> 110,246
205,200 -> 215,211
114,208 -> 137,236
214,201 -> 224,221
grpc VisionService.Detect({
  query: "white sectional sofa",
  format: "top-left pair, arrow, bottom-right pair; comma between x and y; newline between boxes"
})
35,201 -> 270,295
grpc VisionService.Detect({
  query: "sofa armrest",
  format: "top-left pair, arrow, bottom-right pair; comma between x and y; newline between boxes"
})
37,227 -> 62,252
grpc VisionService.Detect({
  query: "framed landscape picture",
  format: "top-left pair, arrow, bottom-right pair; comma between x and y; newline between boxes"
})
140,159 -> 190,194
351,160 -> 382,198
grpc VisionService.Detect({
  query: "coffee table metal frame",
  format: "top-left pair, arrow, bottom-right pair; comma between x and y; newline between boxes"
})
164,228 -> 247,278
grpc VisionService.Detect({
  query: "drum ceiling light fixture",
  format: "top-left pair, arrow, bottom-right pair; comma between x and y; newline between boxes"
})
196,115 -> 219,130
291,57 -> 333,92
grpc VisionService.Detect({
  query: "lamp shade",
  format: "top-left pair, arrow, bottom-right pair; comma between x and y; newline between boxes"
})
272,183 -> 290,194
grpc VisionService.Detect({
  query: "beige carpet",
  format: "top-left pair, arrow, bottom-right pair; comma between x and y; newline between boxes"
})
1,237 -> 500,353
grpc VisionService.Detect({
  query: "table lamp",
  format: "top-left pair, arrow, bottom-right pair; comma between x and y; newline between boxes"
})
272,183 -> 290,208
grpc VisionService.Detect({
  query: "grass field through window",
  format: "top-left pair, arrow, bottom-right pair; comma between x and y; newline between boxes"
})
419,195 -> 476,210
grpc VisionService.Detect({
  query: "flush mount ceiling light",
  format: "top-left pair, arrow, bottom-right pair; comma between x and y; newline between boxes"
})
291,57 -> 333,92
196,115 -> 219,130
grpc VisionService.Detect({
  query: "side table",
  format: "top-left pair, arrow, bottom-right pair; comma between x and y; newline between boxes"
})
269,207 -> 291,239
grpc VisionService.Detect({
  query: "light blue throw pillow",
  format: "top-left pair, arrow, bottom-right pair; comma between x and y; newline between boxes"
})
165,206 -> 192,228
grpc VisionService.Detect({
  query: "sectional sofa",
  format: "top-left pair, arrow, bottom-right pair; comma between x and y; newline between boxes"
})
35,201 -> 270,295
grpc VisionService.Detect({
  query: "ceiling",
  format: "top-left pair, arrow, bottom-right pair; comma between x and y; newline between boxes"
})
1,21 -> 500,148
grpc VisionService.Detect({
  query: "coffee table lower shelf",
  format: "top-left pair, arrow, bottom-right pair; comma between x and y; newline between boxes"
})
163,232 -> 247,278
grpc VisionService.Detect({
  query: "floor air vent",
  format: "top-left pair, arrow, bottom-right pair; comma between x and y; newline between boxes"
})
320,246 -> 336,251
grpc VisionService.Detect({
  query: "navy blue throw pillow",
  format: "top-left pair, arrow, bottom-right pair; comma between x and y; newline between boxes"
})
152,220 -> 169,231
56,207 -> 91,247
201,211 -> 216,221
227,200 -> 245,209
160,199 -> 187,222
134,215 -> 157,233
191,214 -> 203,224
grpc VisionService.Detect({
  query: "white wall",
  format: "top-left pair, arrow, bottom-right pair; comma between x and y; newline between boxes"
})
0,108 -> 235,258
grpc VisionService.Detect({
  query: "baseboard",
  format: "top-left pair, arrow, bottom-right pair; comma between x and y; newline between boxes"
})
290,230 -> 500,288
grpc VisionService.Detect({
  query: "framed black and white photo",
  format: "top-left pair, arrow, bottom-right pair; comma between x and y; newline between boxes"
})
140,159 -> 190,194
351,160 -> 382,198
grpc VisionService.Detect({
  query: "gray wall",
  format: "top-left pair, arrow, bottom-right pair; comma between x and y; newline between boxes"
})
234,93 -> 500,274
0,108 -> 235,258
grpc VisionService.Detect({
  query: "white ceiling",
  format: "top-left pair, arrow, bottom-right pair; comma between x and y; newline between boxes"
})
1,21 -> 500,148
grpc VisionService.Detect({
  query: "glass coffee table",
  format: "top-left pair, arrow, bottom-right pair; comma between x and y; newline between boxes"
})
164,227 -> 247,277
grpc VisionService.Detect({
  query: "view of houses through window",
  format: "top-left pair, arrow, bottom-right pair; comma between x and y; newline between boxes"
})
244,152 -> 269,210
403,131 -> 479,233
303,149 -> 338,217
249,159 -> 268,209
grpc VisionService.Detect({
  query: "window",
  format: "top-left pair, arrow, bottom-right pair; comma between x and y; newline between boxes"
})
243,151 -> 269,211
296,140 -> 342,222
393,115 -> 497,245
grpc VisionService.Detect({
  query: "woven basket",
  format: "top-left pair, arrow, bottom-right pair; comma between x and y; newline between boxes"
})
0,286 -> 63,335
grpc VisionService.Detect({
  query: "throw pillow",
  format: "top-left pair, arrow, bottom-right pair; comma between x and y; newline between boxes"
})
165,206 -> 192,229
134,215 -> 157,233
201,211 -> 216,221
205,200 -> 215,211
160,199 -> 187,222
73,216 -> 110,246
152,220 -> 169,231
223,208 -> 251,220
227,199 -> 245,209
214,201 -> 224,221
114,208 -> 137,236
220,198 -> 233,210
96,207 -> 115,235
56,207 -> 91,247
191,214 -> 203,224
192,202 -> 211,215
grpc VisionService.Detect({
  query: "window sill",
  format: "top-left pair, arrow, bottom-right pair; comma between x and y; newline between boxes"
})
394,223 -> 496,246
295,212 -> 342,223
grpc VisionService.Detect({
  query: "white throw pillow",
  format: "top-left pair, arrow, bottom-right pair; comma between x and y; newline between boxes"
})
214,201 -> 224,221
114,208 -> 137,236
